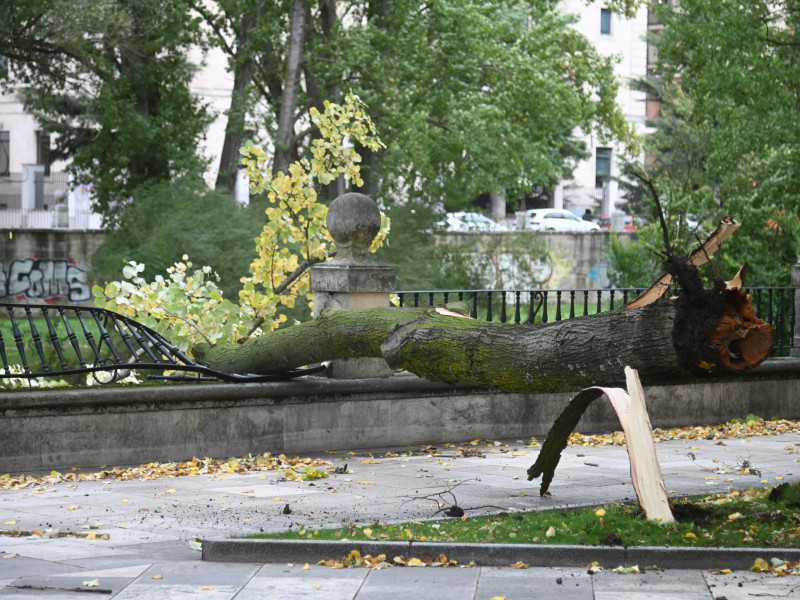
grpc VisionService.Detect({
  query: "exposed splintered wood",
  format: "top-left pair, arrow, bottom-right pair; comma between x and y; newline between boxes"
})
712,287 -> 774,371
619,367 -> 673,523
527,367 -> 674,523
625,216 -> 741,310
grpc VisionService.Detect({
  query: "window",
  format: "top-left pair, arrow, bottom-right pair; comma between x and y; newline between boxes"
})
595,147 -> 612,188
36,130 -> 51,176
600,8 -> 611,34
0,132 -> 8,176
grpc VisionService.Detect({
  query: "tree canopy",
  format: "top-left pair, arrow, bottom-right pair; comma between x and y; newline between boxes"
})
2,0 -> 641,220
0,0 -> 211,223
615,0 -> 799,286
186,0 -> 642,207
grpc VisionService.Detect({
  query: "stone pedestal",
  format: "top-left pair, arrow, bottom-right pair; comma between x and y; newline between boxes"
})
310,192 -> 396,379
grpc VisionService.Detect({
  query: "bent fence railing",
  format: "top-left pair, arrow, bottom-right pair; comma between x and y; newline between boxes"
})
396,287 -> 796,355
0,302 -> 323,384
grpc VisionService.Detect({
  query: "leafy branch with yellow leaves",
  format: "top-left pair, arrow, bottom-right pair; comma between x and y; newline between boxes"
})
93,93 -> 389,356
238,92 -> 388,334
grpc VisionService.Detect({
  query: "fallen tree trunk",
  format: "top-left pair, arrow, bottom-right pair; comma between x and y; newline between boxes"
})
195,286 -> 773,393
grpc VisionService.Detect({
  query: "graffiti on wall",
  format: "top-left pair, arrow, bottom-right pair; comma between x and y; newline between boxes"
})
0,257 -> 91,303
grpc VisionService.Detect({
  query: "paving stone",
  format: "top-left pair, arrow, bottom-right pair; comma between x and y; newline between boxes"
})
591,569 -> 712,600
354,566 -> 480,600
475,567 -> 593,600
236,564 -> 366,600
0,554 -> 84,579
703,570 -> 800,600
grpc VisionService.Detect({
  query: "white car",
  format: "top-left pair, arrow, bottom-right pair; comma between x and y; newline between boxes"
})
525,209 -> 600,233
436,211 -> 507,232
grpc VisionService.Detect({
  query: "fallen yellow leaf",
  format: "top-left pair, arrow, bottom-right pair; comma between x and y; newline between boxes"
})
511,562 -> 529,569
595,508 -> 606,517
751,558 -> 769,572
685,532 -> 697,539
199,585 -> 214,590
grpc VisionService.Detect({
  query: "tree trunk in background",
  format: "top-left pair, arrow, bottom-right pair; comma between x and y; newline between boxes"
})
215,51 -> 255,191
272,0 -> 306,177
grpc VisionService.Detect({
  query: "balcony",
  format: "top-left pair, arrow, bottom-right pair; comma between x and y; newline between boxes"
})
0,168 -> 103,230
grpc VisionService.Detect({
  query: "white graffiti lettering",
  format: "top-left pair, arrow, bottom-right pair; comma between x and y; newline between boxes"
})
0,258 -> 91,302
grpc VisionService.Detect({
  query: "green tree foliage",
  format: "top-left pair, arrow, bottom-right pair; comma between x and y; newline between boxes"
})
342,0 -> 639,207
616,0 -> 800,286
90,180 -> 264,301
0,0 -> 211,223
199,0 -> 641,211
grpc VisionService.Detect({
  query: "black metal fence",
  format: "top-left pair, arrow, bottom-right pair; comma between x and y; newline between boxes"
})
396,287 -> 796,355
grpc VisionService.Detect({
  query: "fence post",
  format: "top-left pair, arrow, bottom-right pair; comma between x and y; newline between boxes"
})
310,193 -> 396,378
792,256 -> 800,358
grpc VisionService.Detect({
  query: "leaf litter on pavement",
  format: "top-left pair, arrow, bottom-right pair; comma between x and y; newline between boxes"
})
2,416 -> 798,491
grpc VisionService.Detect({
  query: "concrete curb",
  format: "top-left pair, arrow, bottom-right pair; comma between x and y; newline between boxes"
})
202,539 -> 800,570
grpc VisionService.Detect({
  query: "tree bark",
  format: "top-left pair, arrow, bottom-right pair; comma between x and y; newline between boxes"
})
214,15 -> 257,191
195,287 -> 773,393
272,0 -> 306,177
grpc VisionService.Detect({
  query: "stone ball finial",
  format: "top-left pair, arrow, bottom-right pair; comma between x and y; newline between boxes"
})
327,192 -> 382,263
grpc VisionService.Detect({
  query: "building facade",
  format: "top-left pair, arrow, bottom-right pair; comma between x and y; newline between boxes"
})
555,1 -> 649,219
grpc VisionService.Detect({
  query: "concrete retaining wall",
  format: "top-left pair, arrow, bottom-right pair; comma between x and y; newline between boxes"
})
0,229 -> 105,303
2,358 -> 799,473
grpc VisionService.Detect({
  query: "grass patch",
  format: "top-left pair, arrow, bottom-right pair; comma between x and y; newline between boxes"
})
248,484 -> 800,548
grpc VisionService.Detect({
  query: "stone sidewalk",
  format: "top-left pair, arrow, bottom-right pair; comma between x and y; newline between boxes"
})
2,431 -> 800,598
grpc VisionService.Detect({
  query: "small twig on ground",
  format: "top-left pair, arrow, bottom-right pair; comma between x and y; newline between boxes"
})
749,584 -> 800,597
401,479 -> 506,517
11,584 -> 112,594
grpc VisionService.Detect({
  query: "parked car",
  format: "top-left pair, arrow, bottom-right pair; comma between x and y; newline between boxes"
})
525,209 -> 600,233
435,211 -> 507,232
598,215 -> 635,232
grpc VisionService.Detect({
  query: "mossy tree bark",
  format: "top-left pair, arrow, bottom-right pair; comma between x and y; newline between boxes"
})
194,287 -> 772,393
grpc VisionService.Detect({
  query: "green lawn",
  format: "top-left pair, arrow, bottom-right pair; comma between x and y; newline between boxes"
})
248,484 -> 800,549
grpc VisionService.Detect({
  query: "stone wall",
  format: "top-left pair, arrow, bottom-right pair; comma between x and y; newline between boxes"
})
434,231 -> 622,290
0,229 -> 105,303
2,358 -> 798,473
